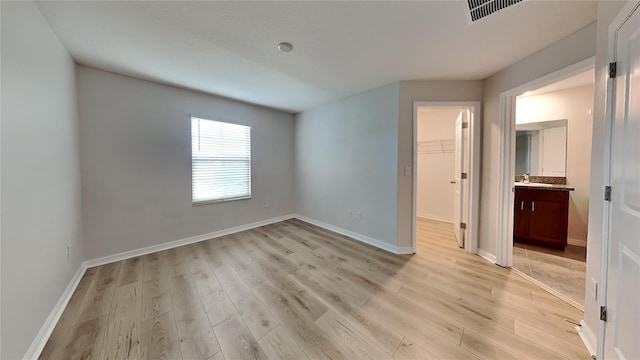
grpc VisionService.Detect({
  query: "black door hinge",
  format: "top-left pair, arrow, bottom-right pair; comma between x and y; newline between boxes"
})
609,62 -> 617,78
605,186 -> 612,202
600,306 -> 607,322
461,172 -> 468,179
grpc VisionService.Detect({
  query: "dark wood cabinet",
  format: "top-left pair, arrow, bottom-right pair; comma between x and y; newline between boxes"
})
513,187 -> 570,249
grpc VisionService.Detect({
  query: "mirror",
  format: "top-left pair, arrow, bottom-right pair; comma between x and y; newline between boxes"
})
515,119 -> 567,177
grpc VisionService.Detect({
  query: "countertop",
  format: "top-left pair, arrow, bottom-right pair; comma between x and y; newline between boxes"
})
514,182 -> 575,191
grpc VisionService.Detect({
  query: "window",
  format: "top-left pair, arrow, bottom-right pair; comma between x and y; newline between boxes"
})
191,116 -> 251,204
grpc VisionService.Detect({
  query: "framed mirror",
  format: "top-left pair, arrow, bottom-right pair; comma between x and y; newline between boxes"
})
515,119 -> 567,177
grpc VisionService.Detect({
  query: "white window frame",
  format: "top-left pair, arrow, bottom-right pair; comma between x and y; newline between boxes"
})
191,116 -> 252,205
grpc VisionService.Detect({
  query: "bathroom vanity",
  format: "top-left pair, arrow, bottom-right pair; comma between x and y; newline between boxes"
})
513,183 -> 574,249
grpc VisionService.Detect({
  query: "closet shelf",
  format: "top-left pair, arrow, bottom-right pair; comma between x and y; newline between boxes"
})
418,139 -> 455,154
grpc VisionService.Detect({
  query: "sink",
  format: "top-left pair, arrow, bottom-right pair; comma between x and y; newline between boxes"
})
515,182 -> 556,188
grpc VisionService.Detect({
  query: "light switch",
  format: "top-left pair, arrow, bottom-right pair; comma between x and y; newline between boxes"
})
589,278 -> 598,300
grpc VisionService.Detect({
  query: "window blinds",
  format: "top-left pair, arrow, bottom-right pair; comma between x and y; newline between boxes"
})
191,117 -> 251,204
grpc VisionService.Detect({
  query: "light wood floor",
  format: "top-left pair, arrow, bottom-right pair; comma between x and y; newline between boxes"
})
513,242 -> 586,307
39,218 -> 590,360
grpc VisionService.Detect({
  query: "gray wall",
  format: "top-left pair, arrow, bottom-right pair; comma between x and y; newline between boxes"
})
480,23 -> 596,256
583,0 -> 627,349
294,80 -> 483,253
77,66 -> 295,259
398,81 -> 484,250
294,83 -> 401,249
1,2 -> 84,358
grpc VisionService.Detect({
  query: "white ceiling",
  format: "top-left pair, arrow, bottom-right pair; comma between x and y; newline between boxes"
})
527,68 -> 596,96
36,1 -> 597,113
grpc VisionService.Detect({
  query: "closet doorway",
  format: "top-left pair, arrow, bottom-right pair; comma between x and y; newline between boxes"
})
411,102 -> 480,254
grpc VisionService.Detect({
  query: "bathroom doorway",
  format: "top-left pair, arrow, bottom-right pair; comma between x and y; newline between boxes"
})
498,60 -> 594,309
411,102 -> 480,255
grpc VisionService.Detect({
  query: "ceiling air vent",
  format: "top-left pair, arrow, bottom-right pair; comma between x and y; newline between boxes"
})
467,0 -> 523,22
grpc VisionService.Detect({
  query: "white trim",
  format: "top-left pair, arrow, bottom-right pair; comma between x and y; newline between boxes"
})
412,101 -> 481,255
395,246 -> 414,255
512,268 -> 584,311
567,237 -> 587,247
293,214 -> 411,255
416,214 -> 454,224
23,265 -> 86,360
577,320 -> 598,358
477,248 -> 497,264
84,214 -> 295,268
496,56 -> 596,267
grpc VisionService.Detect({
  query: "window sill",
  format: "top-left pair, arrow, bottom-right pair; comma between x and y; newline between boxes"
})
192,195 -> 251,206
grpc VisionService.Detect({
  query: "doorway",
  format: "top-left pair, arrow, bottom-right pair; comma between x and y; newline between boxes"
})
411,102 -> 480,254
510,68 -> 595,309
496,57 -> 595,269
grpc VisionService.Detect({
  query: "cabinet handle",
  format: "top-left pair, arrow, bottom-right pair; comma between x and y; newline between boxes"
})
531,201 -> 535,212
521,201 -> 524,211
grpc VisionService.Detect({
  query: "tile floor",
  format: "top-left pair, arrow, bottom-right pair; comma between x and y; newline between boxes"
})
512,242 -> 586,307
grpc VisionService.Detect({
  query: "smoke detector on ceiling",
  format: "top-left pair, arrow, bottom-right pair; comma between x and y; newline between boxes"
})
467,0 -> 523,23
277,42 -> 293,53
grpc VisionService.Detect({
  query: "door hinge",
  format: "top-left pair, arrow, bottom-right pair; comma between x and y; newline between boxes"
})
604,186 -> 612,202
460,222 -> 467,230
461,172 -> 468,179
609,62 -> 617,78
600,306 -> 607,322
462,122 -> 469,129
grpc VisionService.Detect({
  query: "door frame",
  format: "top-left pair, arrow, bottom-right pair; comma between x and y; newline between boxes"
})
495,56 -> 595,267
412,101 -> 481,254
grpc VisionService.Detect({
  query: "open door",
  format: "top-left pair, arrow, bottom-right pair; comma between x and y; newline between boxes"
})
453,110 -> 469,248
604,5 -> 640,359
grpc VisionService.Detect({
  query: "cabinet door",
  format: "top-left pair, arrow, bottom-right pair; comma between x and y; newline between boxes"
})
528,199 -> 568,248
513,191 -> 529,239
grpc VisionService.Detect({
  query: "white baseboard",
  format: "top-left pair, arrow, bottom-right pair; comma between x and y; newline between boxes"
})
396,246 -> 415,255
84,214 -> 296,268
477,248 -> 497,264
577,320 -> 597,357
293,214 -> 411,255
23,265 -> 87,360
568,237 -> 587,247
416,213 -> 454,223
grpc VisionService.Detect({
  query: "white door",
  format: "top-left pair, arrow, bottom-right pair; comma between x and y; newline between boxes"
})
604,5 -> 640,359
453,110 -> 466,248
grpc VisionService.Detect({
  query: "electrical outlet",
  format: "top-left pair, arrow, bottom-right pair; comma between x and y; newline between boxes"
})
67,244 -> 72,260
355,211 -> 362,220
264,200 -> 270,208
